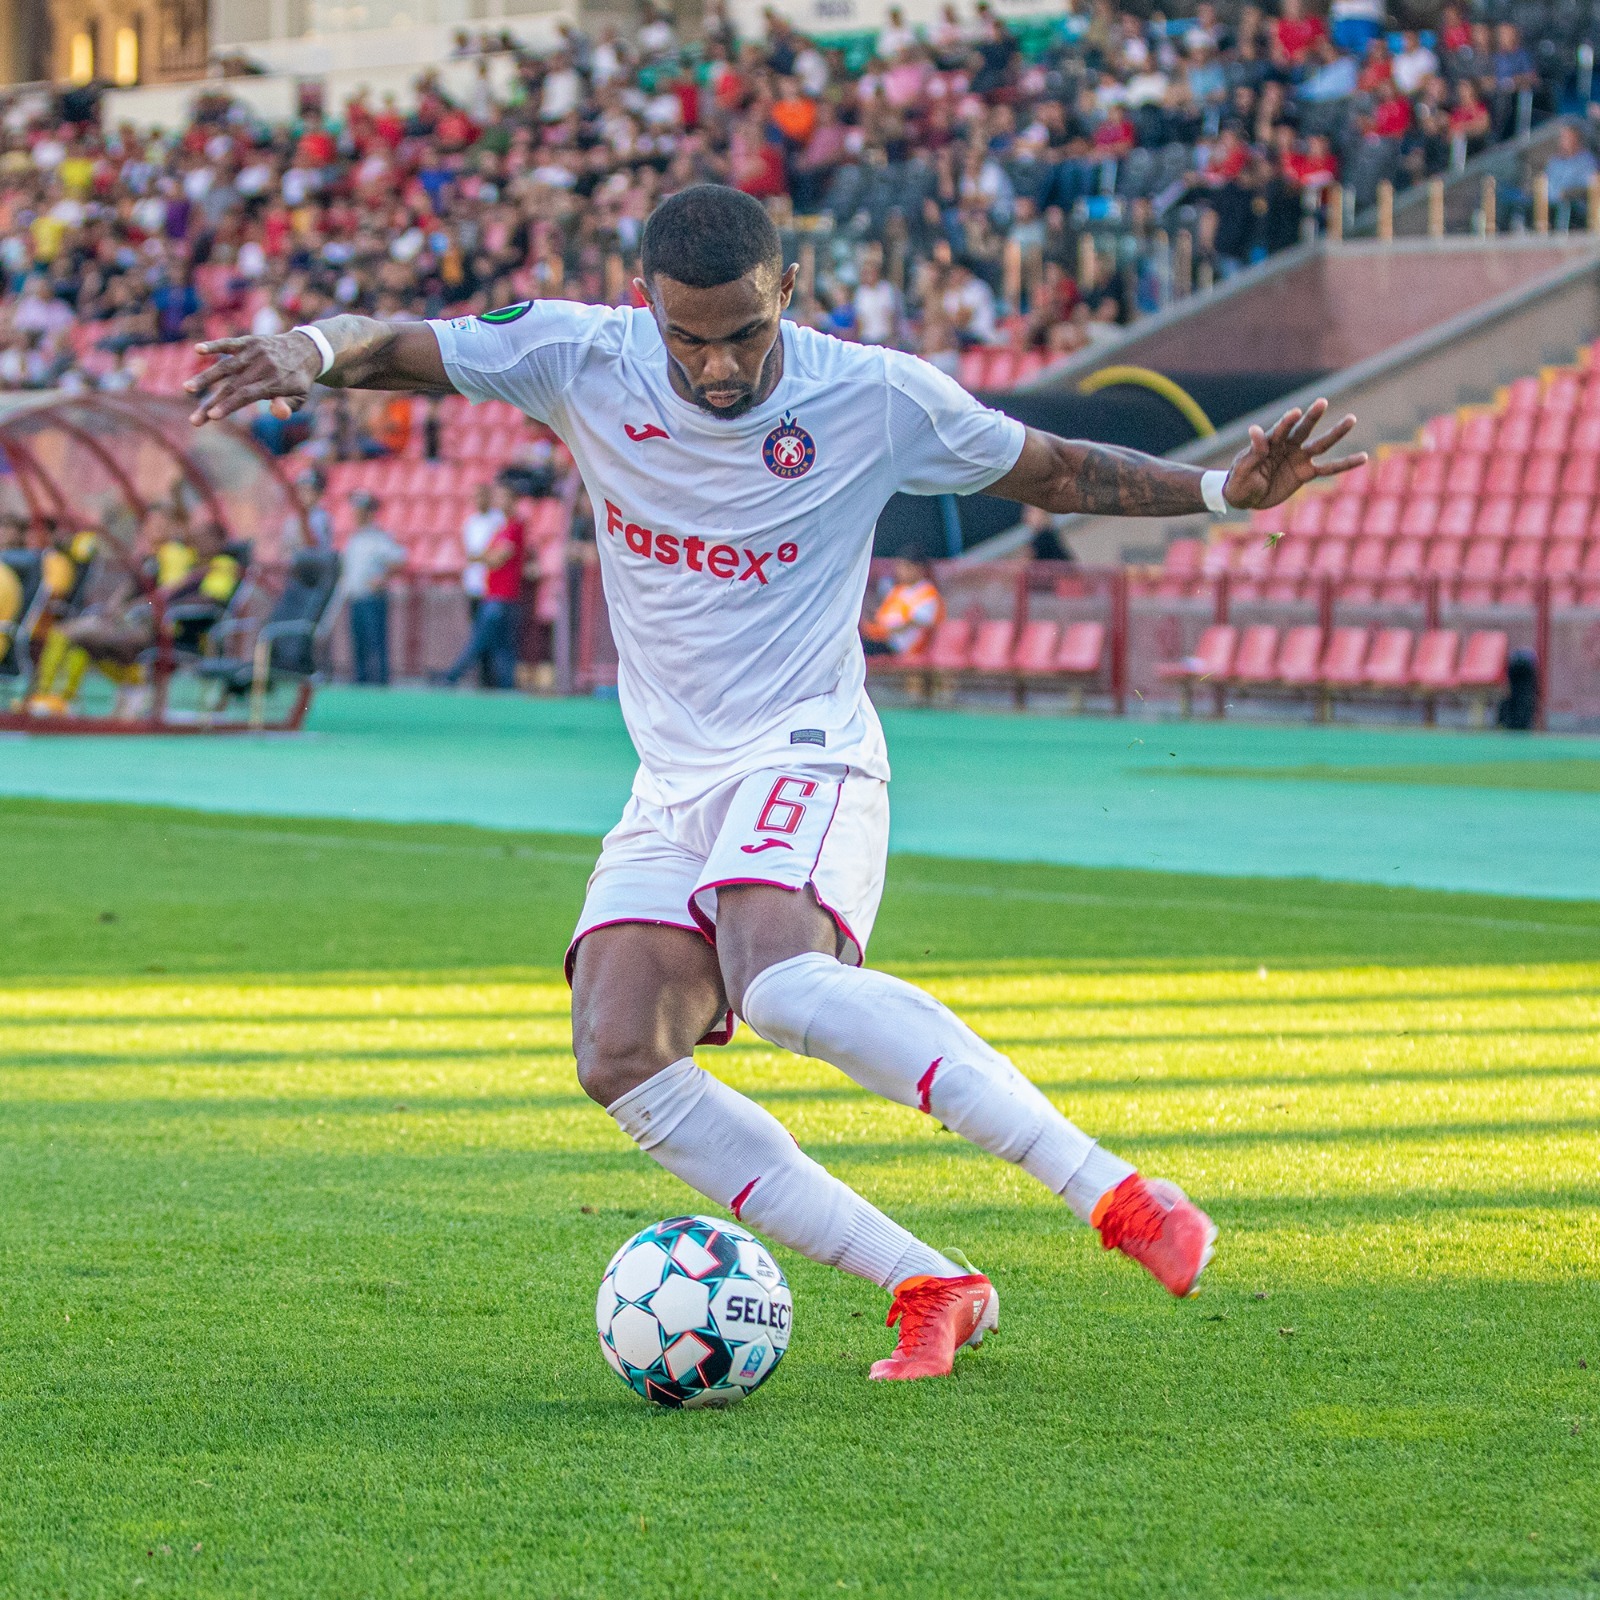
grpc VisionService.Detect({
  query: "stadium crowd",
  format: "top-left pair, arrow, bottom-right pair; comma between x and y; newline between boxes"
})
0,0 -> 1581,419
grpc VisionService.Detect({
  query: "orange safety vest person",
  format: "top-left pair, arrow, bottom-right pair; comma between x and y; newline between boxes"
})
862,564 -> 944,657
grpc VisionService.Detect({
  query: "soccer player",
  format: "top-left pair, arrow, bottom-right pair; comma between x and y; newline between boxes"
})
187,185 -> 1364,1382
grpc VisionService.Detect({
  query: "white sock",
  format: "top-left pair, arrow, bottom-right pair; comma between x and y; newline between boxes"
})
741,953 -> 1135,1225
607,1058 -> 964,1289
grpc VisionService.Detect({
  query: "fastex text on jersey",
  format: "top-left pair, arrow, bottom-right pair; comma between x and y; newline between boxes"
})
603,498 -> 800,583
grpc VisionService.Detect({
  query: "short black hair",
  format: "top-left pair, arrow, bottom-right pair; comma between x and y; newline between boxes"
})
641,184 -> 783,289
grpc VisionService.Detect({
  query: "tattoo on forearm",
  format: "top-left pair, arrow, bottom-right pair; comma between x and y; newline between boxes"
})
1055,441 -> 1207,517
315,316 -> 402,388
316,316 -> 453,393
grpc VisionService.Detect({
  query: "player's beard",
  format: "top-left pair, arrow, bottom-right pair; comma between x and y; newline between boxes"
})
679,339 -> 782,420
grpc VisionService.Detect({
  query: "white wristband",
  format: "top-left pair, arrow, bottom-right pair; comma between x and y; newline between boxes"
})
1200,469 -> 1232,516
293,323 -> 336,379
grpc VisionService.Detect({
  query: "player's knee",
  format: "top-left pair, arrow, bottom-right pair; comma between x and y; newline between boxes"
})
572,1007 -> 669,1108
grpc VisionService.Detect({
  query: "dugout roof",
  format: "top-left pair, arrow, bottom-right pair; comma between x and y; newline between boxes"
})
0,392 -> 302,557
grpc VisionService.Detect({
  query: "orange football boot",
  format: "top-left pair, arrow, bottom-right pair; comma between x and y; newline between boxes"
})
1095,1173 -> 1217,1297
868,1271 -> 999,1381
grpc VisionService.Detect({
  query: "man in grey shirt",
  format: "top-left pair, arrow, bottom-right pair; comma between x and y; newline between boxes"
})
341,490 -> 407,685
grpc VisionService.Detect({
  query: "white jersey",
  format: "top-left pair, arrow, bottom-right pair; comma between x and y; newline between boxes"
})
430,302 -> 1025,806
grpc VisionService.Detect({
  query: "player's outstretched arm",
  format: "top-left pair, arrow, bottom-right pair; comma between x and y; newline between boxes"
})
987,398 -> 1367,517
185,317 -> 454,427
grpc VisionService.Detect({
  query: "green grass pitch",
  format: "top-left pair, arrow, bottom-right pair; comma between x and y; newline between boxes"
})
3,796 -> 1598,1599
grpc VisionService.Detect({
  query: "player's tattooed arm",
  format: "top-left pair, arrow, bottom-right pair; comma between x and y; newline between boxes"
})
988,400 -> 1366,516
185,317 -> 454,426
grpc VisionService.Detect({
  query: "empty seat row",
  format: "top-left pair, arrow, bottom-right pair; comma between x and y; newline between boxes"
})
1256,490 -> 1600,542
869,615 -> 1106,707
1158,625 -> 1509,719
1416,409 -> 1600,456
957,348 -> 1053,392
1321,450 -> 1600,503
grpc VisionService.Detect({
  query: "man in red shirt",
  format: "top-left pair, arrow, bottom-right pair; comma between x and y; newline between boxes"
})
439,484 -> 526,690
1274,0 -> 1327,63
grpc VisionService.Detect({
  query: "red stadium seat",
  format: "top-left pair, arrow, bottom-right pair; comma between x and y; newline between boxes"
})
1275,626 -> 1324,686
1473,497 -> 1515,539
1496,414 -> 1535,453
1551,496 -> 1592,540
1340,535 -> 1386,601
1436,496 -> 1477,540
1309,537 -> 1351,579
1423,540 -> 1464,579
1359,495 -> 1401,539
1371,454 -> 1411,495
923,617 -> 976,672
1544,374 -> 1581,412
1511,497 -> 1553,541
1560,455 -> 1599,496
1012,619 -> 1061,676
957,351 -> 988,390
1409,453 -> 1449,494
1053,621 -> 1105,674
1521,454 -> 1561,498
1265,537 -> 1310,601
966,618 -> 1017,674
1319,626 -> 1371,687
1443,455 -> 1485,497
1482,455 -> 1522,496
1382,538 -> 1425,582
1418,414 -> 1458,452
1228,625 -> 1281,685
1157,624 -> 1237,705
1502,538 -> 1543,581
1580,542 -> 1600,581
1323,495 -> 1366,540
1532,413 -> 1572,454
1363,627 -> 1413,689
1286,496 -> 1328,537
1456,630 -> 1509,691
1460,538 -> 1505,581
1543,542 -> 1584,579
1162,538 -> 1204,578
1503,375 -> 1541,412
1457,414 -> 1497,453
1398,495 -> 1440,539
1572,414 -> 1600,453
1409,630 -> 1460,691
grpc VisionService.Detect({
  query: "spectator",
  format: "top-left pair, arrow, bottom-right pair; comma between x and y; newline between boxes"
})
439,483 -> 524,690
0,0 -> 1575,403
452,480 -> 507,681
1544,122 -> 1599,228
861,557 -> 944,657
286,469 -> 333,553
853,252 -> 902,346
341,490 -> 407,686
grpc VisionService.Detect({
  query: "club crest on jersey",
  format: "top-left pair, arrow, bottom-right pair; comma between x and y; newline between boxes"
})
762,414 -> 816,480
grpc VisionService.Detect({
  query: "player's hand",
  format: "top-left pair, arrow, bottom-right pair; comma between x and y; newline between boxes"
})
184,332 -> 323,427
1222,398 -> 1367,510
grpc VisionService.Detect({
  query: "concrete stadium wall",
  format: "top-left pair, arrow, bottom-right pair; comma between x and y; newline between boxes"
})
1053,239 -> 1596,382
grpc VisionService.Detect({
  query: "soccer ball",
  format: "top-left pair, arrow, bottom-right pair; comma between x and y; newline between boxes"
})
596,1215 -> 792,1408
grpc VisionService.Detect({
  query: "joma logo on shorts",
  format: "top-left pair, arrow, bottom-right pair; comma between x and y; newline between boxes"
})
604,500 -> 798,584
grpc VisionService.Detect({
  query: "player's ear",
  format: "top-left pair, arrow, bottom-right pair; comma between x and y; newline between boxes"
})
632,276 -> 656,313
777,263 -> 799,311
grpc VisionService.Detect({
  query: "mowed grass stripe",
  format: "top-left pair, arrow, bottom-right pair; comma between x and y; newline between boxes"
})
1,797 -> 1597,1599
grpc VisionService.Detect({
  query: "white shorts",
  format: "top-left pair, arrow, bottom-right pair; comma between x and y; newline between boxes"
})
566,766 -> 889,1043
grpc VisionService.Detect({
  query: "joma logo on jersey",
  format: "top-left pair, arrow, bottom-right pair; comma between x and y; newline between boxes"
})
604,500 -> 798,583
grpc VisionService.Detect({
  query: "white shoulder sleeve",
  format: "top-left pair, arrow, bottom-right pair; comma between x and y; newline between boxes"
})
882,347 -> 1026,496
428,300 -> 616,423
